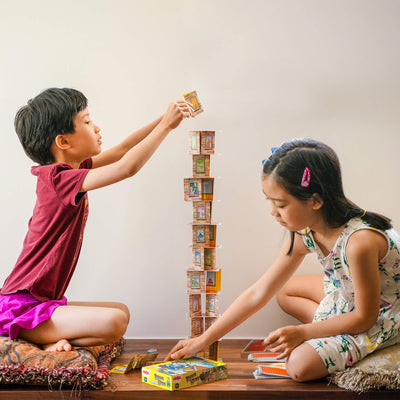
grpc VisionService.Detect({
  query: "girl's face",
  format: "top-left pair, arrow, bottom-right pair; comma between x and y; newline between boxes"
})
262,174 -> 322,232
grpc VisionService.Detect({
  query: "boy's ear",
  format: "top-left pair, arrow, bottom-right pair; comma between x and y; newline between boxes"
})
311,193 -> 324,210
54,134 -> 71,150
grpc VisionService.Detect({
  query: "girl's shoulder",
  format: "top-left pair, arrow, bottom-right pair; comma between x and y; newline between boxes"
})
345,218 -> 399,262
299,227 -> 317,253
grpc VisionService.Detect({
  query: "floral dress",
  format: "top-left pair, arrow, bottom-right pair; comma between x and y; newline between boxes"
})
303,218 -> 400,373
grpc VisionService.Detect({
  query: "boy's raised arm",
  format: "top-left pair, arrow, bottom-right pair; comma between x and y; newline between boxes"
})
91,116 -> 163,168
80,101 -> 192,192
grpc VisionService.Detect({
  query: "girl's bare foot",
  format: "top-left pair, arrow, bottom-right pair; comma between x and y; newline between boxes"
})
43,339 -> 72,352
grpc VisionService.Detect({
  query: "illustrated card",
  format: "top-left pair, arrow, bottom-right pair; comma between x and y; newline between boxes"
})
183,90 -> 203,116
189,181 -> 199,196
257,364 -> 290,378
206,293 -> 219,316
189,294 -> 202,316
242,339 -> 267,353
191,317 -> 204,336
204,316 -> 217,330
248,352 -> 286,362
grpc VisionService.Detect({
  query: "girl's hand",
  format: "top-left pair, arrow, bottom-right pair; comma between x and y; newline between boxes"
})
263,325 -> 305,359
162,100 -> 193,130
165,336 -> 206,361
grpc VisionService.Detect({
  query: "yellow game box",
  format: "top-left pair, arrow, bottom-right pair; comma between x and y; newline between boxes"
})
141,357 -> 227,391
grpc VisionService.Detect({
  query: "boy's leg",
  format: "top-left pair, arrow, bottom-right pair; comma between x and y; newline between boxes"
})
276,275 -> 324,323
18,304 -> 129,350
285,342 -> 328,382
68,301 -> 130,323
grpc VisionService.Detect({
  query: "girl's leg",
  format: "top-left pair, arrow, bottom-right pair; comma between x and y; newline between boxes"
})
18,303 -> 129,351
286,342 -> 328,382
276,275 -> 324,323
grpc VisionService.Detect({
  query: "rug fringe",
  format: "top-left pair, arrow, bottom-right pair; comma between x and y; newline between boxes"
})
329,367 -> 400,393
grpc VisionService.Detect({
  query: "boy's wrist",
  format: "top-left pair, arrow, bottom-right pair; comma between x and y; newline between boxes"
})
157,118 -> 173,133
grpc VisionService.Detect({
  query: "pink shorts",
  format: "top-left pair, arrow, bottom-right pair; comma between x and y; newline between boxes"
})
0,291 -> 67,339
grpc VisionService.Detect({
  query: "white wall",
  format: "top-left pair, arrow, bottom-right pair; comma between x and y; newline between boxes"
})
1,0 -> 399,339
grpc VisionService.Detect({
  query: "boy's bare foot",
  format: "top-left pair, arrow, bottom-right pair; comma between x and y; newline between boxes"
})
43,339 -> 72,352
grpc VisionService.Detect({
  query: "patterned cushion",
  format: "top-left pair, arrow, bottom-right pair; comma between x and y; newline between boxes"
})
0,335 -> 124,389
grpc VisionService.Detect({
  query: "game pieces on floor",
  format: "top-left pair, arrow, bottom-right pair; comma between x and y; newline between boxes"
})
110,349 -> 158,374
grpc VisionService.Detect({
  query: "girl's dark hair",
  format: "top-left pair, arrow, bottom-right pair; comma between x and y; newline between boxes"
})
14,88 -> 88,165
262,138 -> 392,255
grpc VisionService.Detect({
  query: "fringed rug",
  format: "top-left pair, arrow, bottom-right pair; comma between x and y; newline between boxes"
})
329,343 -> 400,393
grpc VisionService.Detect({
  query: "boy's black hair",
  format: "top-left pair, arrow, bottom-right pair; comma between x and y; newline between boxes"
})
262,138 -> 392,255
14,88 -> 88,165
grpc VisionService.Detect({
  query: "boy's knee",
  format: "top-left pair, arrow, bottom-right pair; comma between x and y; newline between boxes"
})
119,303 -> 131,323
105,309 -> 129,342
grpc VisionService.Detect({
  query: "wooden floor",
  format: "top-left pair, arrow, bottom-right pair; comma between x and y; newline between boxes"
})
0,339 -> 398,399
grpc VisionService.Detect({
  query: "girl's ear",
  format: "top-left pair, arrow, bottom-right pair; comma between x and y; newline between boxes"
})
311,193 -> 324,210
54,134 -> 71,150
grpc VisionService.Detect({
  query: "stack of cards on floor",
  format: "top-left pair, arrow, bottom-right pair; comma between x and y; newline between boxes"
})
253,363 -> 290,379
248,352 -> 286,362
243,339 -> 290,379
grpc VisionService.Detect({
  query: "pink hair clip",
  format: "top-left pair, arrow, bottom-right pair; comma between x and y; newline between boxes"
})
301,167 -> 311,187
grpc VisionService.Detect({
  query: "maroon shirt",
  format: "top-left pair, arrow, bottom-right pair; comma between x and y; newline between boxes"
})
0,159 -> 92,301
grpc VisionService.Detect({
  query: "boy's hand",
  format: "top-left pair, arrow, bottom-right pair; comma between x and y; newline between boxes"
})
263,325 -> 305,360
162,100 -> 193,130
164,336 -> 205,361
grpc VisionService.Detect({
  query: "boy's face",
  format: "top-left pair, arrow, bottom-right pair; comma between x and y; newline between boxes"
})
66,108 -> 102,159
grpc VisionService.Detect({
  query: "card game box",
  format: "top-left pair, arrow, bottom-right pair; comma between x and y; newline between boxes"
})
142,357 -> 227,391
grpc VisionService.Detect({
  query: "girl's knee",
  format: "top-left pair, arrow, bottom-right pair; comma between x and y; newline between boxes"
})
285,352 -> 309,382
286,344 -> 328,382
276,285 -> 290,312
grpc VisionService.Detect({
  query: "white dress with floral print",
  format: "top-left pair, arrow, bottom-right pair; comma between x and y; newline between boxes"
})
303,218 -> 400,373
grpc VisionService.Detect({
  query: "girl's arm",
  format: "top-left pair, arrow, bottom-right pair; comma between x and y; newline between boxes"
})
91,116 -> 163,168
264,229 -> 385,359
165,235 -> 308,360
80,101 -> 191,192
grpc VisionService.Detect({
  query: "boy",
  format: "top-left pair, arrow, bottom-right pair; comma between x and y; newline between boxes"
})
0,88 -> 193,351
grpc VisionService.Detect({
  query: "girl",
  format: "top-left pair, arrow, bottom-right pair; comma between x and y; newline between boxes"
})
166,138 -> 400,382
0,88 -> 193,352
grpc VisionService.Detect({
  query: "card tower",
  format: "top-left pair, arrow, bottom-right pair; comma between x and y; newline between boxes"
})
184,130 -> 220,360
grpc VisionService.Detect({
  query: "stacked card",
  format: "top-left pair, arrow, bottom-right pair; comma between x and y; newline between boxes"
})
253,363 -> 290,379
243,339 -> 290,379
248,352 -> 286,362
